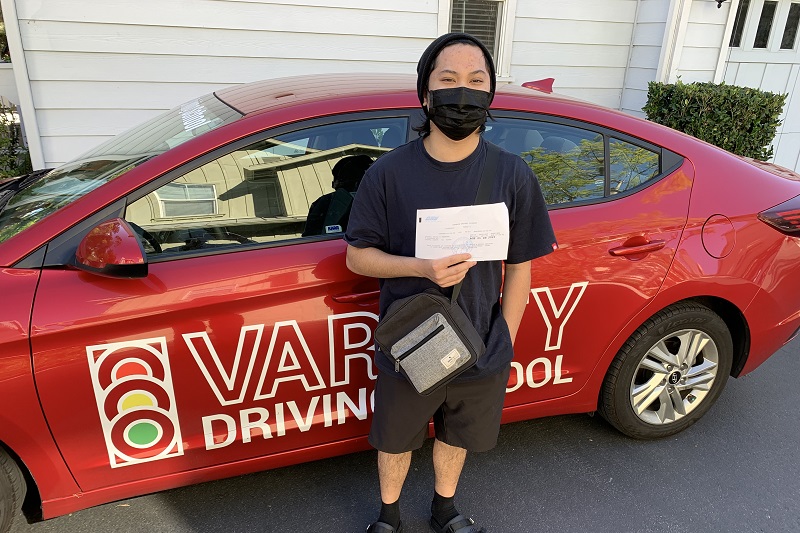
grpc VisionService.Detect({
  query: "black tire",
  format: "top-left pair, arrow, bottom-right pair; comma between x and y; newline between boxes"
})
0,447 -> 26,532
599,302 -> 733,439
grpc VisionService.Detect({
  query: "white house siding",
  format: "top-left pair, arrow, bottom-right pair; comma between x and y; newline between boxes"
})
509,0 -> 639,109
621,0 -> 671,117
11,0 -> 440,168
673,0 -> 732,82
725,64 -> 800,172
723,0 -> 800,172
4,0 -> 800,171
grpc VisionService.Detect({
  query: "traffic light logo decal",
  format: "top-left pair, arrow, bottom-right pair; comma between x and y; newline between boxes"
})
87,338 -> 184,468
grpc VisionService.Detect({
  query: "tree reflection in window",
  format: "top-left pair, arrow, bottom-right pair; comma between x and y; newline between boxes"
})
524,136 -> 660,205
524,136 -> 604,205
609,138 -> 660,194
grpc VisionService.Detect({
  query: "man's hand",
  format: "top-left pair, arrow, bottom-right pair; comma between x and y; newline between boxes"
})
420,253 -> 477,288
346,246 -> 476,288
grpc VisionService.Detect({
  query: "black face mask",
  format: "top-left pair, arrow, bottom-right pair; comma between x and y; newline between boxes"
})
426,87 -> 491,141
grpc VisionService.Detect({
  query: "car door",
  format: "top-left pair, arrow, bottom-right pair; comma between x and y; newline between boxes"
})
484,115 -> 692,406
30,113 -> 409,490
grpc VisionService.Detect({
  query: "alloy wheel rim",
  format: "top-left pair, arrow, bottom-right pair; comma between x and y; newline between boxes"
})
629,328 -> 719,425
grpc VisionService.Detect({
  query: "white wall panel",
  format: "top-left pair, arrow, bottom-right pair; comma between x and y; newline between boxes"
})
26,52 -> 415,83
515,0 -> 637,22
546,88 -> 623,109
683,21 -> 726,48
211,0 -> 437,11
512,65 -> 627,89
20,22 -> 428,62
511,43 -> 630,67
511,0 -> 639,109
621,0 -> 668,117
633,22 -> 668,46
674,0 -> 729,83
620,87 -> 648,116
30,81 -> 233,109
16,0 -> 438,164
723,62 -> 739,84
17,0 -> 435,37
687,0 -> 726,23
677,46 -> 725,70
735,62 -> 768,87
637,0 -> 671,23
773,133 -> 800,171
761,63 -> 793,95
40,135 -> 114,168
781,66 -> 800,132
37,109 -> 164,136
514,18 -> 634,46
624,66 -> 659,88
629,45 -> 663,69
673,69 -> 715,82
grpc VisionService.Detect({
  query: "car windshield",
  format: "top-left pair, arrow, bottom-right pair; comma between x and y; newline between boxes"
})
0,93 -> 242,244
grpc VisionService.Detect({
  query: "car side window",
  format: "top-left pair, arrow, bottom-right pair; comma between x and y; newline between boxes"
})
486,117 -> 668,207
485,118 -> 605,205
609,137 -> 660,194
125,117 -> 407,256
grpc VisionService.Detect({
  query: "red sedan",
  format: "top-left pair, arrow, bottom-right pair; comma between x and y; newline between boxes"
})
1,74 -> 799,530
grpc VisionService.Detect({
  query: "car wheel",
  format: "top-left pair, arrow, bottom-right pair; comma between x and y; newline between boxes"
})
0,447 -> 26,532
599,302 -> 733,439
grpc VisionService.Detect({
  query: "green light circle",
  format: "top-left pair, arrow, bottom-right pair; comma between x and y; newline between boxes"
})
127,422 -> 159,446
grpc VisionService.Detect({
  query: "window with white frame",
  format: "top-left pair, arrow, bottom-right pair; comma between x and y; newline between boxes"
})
730,0 -> 800,50
156,183 -> 217,217
782,2 -> 800,49
443,0 -> 515,78
450,0 -> 503,56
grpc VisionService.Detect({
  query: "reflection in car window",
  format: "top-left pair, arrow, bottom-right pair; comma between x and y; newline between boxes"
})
485,117 -> 663,206
609,138 -> 660,194
125,117 -> 408,256
485,118 -> 605,205
0,94 -> 242,245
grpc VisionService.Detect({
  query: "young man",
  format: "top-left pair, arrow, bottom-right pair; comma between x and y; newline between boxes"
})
345,33 -> 556,533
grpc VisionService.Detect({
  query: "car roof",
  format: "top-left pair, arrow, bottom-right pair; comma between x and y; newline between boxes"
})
214,73 -> 583,116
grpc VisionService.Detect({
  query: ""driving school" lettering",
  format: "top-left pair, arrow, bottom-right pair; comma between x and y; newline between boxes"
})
182,282 -> 587,450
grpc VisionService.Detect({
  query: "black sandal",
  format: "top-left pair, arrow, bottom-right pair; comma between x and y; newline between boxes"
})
367,520 -> 404,533
429,514 -> 486,533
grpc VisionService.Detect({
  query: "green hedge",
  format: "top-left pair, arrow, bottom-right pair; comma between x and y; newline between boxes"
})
0,102 -> 31,178
643,80 -> 786,161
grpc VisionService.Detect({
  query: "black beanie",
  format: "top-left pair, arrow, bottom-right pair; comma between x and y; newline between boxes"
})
416,33 -> 496,107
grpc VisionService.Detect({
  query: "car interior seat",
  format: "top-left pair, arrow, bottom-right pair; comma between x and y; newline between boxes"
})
302,154 -> 373,236
540,136 -> 578,153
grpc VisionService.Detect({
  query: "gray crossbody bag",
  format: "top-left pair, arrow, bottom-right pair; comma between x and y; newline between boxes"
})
373,143 -> 500,395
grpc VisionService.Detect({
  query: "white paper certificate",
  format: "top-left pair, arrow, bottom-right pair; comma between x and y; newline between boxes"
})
415,202 -> 510,261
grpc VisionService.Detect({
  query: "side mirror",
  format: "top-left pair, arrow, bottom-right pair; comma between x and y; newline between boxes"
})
74,218 -> 148,278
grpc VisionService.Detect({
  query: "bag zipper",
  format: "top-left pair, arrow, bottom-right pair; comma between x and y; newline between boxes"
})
394,324 -> 445,372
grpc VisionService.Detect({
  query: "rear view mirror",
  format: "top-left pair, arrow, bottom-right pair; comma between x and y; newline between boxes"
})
74,218 -> 148,278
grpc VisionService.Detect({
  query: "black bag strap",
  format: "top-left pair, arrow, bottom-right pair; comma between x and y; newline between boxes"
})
451,142 -> 501,304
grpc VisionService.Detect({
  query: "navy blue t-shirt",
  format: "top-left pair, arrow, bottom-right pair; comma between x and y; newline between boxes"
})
345,136 -> 556,379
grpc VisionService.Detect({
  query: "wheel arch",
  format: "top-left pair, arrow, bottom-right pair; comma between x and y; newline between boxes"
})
690,295 -> 750,378
0,441 -> 42,524
590,293 -> 750,410
596,298 -> 737,438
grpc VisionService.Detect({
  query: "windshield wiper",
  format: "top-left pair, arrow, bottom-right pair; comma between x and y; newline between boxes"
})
0,168 -> 52,194
0,169 -> 54,216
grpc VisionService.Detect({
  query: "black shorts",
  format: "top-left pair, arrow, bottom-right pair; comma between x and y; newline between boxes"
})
368,365 -> 511,454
